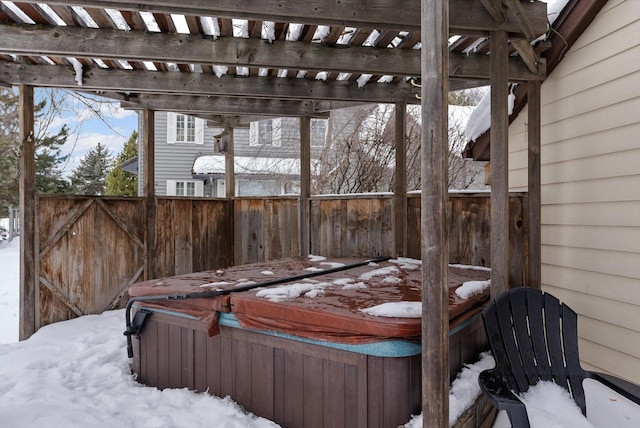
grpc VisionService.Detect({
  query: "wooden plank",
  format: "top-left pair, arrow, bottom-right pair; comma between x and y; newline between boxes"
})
508,196 -> 527,287
284,349 -> 304,427
36,0 -> 549,34
383,358 -> 411,426
263,200 -> 276,260
193,330 -> 207,392
323,359 -> 345,428
490,30 -> 509,296
303,355 -> 324,428
120,93 -> 331,117
0,24 -> 419,75
420,0 -> 450,426
19,84 -> 36,340
220,335 -> 234,397
273,348 -> 286,423
366,356 -> 384,424
173,199 -> 193,274
528,80 -> 541,289
206,334 -> 222,395
251,342 -> 274,419
168,323 -> 182,388
0,60 -> 538,109
156,320 -> 170,389
154,199 -> 173,278
299,117 -> 311,257
144,318 -> 158,387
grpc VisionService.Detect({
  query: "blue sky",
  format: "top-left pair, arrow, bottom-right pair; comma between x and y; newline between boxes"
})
34,89 -> 139,177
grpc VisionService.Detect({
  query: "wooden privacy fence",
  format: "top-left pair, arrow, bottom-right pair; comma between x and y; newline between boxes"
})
34,192 -> 527,329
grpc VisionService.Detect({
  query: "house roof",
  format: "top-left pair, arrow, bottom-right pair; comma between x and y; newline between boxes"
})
463,0 -> 611,160
0,1 -> 548,127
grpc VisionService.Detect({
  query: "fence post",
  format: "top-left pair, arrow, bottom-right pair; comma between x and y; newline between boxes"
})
8,206 -> 14,243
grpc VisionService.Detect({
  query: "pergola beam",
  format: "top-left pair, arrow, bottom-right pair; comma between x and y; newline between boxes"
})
0,25 -> 545,82
34,0 -> 549,34
0,62 -> 418,104
117,93 -> 331,117
0,24 -> 419,76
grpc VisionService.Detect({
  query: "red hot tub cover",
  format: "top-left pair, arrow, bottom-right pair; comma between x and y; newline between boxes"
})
230,259 -> 491,343
128,257 -> 491,343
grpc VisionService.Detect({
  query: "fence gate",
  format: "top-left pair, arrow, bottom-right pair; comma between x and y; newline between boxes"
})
37,196 -> 145,328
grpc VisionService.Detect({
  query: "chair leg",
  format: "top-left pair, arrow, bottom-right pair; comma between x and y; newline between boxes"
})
506,408 -> 531,428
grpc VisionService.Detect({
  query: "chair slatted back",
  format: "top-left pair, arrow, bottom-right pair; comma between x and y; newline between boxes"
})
482,287 -> 588,414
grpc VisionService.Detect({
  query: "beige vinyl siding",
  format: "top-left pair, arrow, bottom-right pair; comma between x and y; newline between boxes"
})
508,0 -> 640,383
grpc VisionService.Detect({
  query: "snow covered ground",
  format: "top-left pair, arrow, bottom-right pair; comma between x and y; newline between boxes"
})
0,239 -> 494,427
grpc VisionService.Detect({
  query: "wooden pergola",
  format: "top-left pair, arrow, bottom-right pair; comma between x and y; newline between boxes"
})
1,1 -> 548,426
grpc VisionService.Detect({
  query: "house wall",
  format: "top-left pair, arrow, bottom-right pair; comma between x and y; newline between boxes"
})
153,112 -> 222,196
507,0 -> 640,383
152,114 -> 329,196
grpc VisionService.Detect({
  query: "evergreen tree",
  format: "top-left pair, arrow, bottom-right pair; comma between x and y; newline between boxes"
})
106,131 -> 138,196
0,88 -> 72,215
71,142 -> 113,195
35,123 -> 73,194
0,89 -> 20,216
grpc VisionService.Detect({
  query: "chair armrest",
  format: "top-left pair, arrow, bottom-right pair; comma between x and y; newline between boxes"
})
585,371 -> 640,406
479,369 -> 530,428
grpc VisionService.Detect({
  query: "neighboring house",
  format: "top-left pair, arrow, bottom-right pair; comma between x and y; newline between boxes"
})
192,116 -> 327,197
130,105 -> 487,197
131,112 -> 328,197
469,0 -> 639,383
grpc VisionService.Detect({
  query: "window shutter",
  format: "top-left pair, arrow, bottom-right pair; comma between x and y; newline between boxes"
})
195,118 -> 205,144
249,123 -> 259,146
166,180 -> 176,196
272,119 -> 282,147
167,112 -> 177,144
216,179 -> 226,197
195,181 -> 204,197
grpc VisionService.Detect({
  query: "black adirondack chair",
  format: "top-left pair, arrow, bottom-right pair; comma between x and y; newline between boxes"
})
479,287 -> 640,427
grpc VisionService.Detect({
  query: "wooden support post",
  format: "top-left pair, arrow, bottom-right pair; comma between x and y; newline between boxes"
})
224,127 -> 235,266
394,102 -> 407,258
490,30 -> 510,297
527,80 -> 542,289
142,109 -> 156,279
224,127 -> 235,199
19,84 -> 37,340
299,117 -> 311,257
421,0 -> 449,426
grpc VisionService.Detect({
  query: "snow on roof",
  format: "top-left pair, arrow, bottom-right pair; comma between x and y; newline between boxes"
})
464,86 -> 516,143
193,155 -> 302,176
464,0 -> 572,144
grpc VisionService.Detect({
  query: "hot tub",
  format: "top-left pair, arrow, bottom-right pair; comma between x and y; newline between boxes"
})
128,257 -> 491,428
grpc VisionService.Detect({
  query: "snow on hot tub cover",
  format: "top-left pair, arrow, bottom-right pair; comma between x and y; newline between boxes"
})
128,256 -> 491,343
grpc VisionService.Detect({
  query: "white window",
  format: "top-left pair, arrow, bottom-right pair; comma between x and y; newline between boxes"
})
249,119 -> 282,147
166,180 -> 204,197
237,180 -> 281,196
167,112 -> 204,144
311,119 -> 327,147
